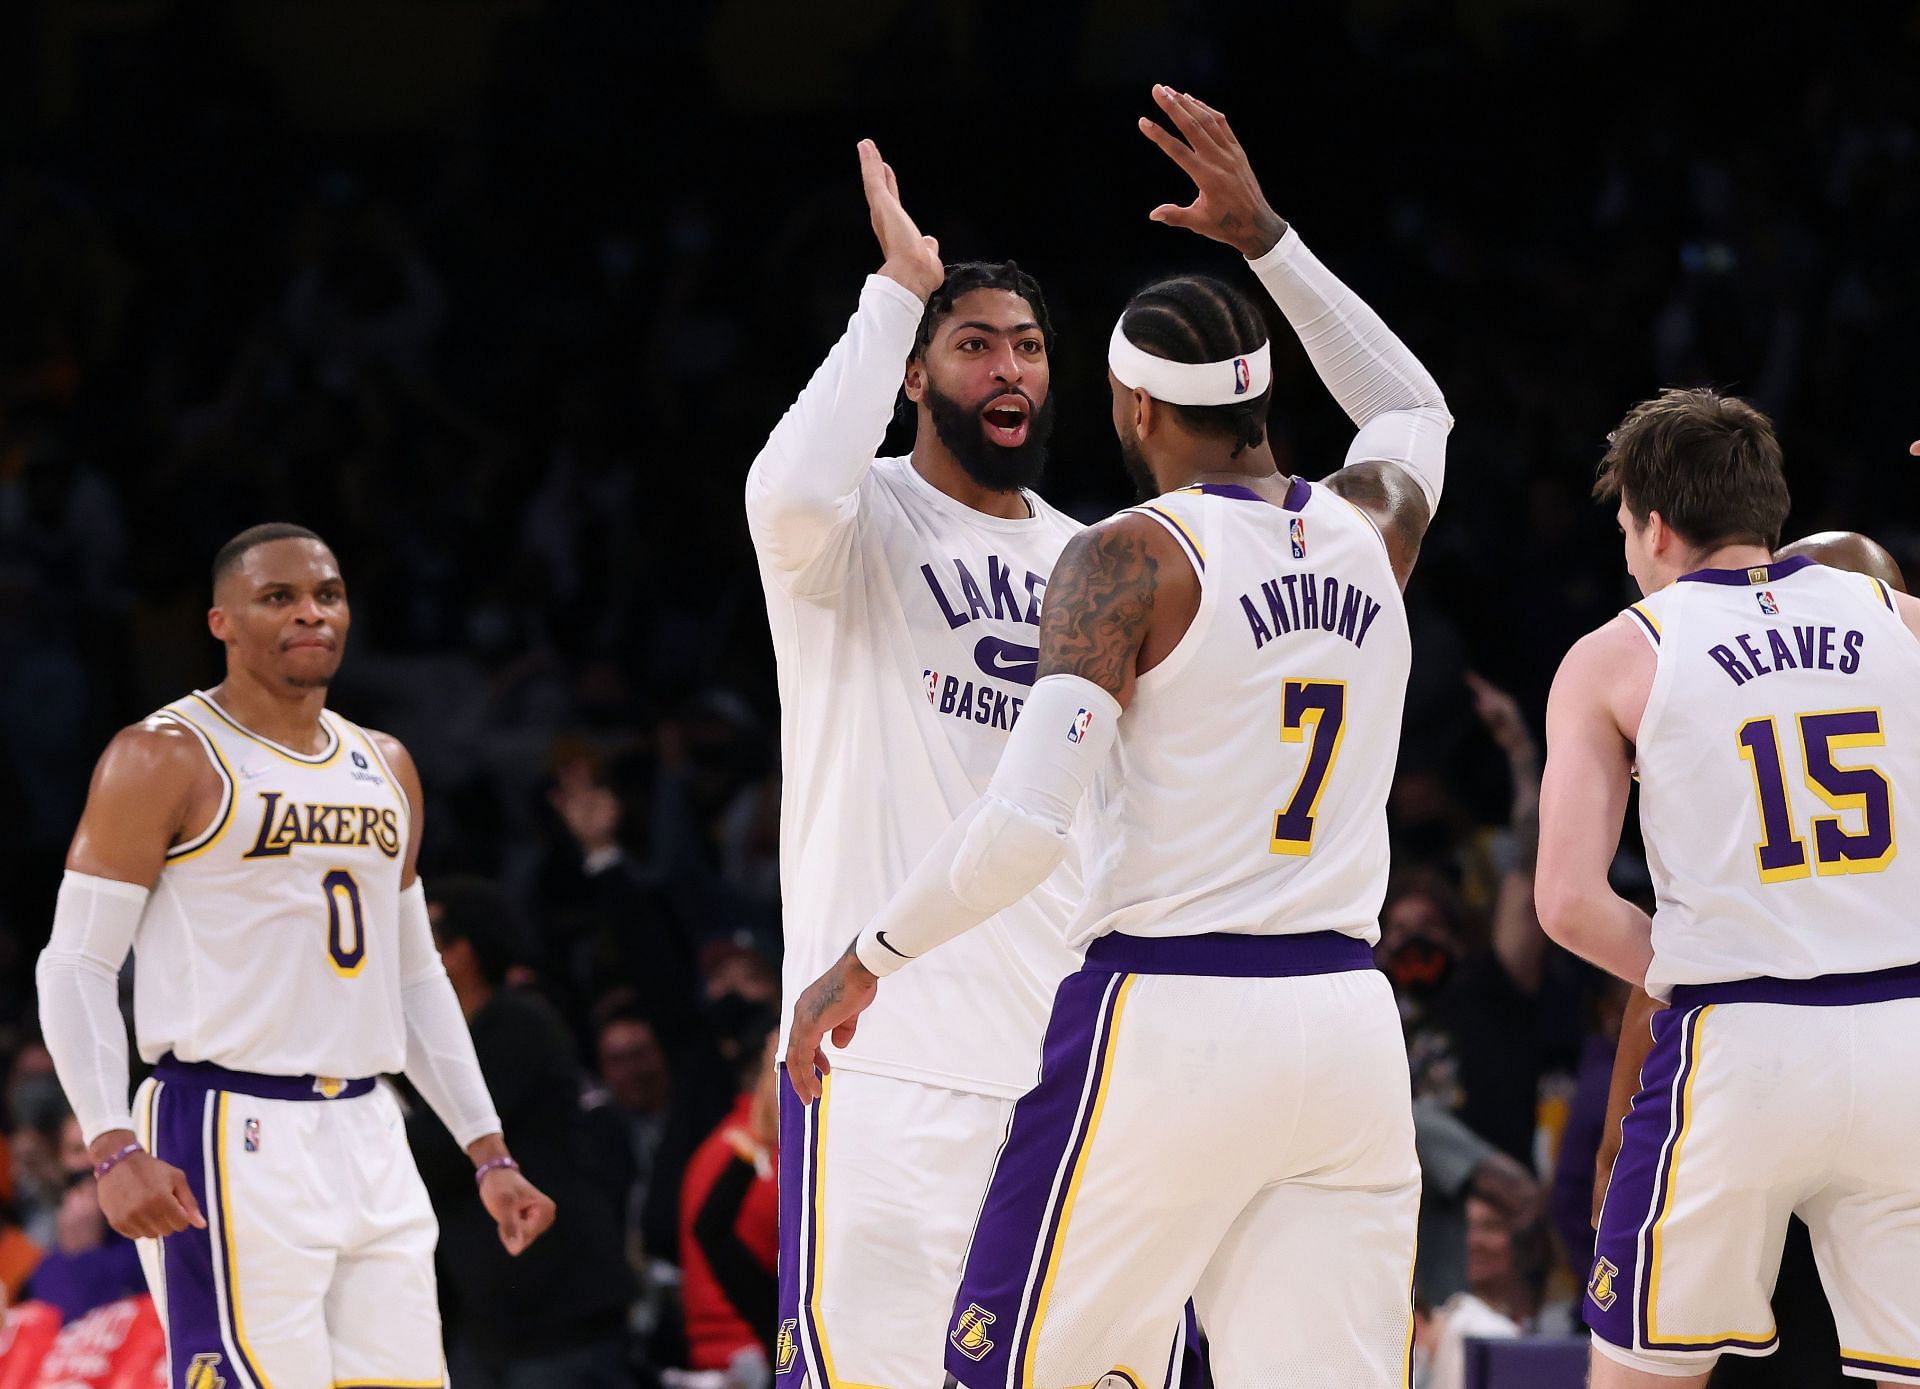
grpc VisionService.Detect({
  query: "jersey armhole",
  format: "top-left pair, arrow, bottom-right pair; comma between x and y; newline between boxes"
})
1622,602 -> 1662,650
1327,486 -> 1391,557
1122,503 -> 1206,585
154,711 -> 237,861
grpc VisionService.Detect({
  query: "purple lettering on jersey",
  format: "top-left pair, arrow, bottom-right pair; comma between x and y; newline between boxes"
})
1298,573 -> 1318,630
1839,629 -> 1864,673
1707,645 -> 1753,685
1765,628 -> 1797,670
1736,632 -> 1771,677
987,556 -> 1022,622
955,560 -> 992,621
1240,594 -> 1274,650
1262,579 -> 1292,636
919,564 -> 970,630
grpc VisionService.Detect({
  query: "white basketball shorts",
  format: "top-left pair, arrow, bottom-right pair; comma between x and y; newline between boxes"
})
133,1056 -> 445,1389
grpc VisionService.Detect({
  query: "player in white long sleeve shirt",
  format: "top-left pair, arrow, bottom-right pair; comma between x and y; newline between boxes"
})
36,523 -> 553,1389
791,88 -> 1451,1387
747,142 -> 1085,1389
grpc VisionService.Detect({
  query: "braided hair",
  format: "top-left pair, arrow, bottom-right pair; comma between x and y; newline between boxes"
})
1118,274 -> 1271,457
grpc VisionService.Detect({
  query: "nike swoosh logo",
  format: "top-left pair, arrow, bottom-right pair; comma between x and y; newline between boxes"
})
874,931 -> 913,960
973,636 -> 1039,687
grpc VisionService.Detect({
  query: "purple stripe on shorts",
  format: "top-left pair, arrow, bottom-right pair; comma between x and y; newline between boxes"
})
1842,1351 -> 1920,1380
774,1067 -> 826,1389
1586,1005 -> 1693,1352
155,1054 -> 374,1102
948,972 -> 1127,1389
155,1083 -> 225,1388
1667,960 -> 1920,1009
1082,930 -> 1373,978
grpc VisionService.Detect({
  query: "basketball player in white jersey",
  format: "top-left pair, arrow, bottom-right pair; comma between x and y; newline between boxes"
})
789,86 -> 1451,1387
36,524 -> 555,1388
1535,390 -> 1920,1388
747,142 -> 1087,1389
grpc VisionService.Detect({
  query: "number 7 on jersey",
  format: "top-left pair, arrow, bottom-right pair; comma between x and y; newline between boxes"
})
1271,679 -> 1348,856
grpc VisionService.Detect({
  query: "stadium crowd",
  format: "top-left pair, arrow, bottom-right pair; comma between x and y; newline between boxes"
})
0,1 -> 1915,1383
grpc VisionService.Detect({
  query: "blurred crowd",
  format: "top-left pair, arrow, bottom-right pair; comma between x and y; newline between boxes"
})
0,0 -> 1915,1383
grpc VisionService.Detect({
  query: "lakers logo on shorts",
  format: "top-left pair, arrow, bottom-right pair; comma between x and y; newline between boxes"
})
950,1303 -> 997,1361
776,1318 -> 799,1374
187,1353 -> 228,1389
1587,1255 -> 1620,1312
312,1076 -> 346,1099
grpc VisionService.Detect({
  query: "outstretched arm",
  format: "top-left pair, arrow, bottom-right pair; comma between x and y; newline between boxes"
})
745,142 -> 944,593
1139,85 -> 1450,588
784,515 -> 1173,1101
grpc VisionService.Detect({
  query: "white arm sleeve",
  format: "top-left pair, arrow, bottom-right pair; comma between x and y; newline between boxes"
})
396,881 -> 502,1149
1247,227 -> 1452,513
36,872 -> 146,1145
854,675 -> 1121,975
744,273 -> 926,591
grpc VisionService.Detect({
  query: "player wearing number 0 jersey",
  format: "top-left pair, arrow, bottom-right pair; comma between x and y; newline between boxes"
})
790,87 -> 1452,1387
37,524 -> 555,1389
1537,390 -> 1920,1389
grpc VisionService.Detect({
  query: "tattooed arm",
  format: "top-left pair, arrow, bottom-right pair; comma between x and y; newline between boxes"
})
784,516 -> 1172,1102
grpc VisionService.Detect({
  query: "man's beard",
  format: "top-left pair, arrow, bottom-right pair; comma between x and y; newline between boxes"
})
925,381 -> 1054,493
1118,431 -> 1159,501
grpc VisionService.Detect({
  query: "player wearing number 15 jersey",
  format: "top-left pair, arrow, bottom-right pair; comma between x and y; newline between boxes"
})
1537,390 -> 1920,1389
791,87 -> 1452,1387
36,524 -> 556,1389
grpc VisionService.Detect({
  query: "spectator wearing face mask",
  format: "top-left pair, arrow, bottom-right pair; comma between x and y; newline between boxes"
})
1379,675 -> 1549,1167
22,1113 -> 144,1322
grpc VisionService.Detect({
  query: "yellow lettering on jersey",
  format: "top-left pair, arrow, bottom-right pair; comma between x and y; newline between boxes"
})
243,793 -> 401,860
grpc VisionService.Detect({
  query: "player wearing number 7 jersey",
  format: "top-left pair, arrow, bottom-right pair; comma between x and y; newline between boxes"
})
789,85 -> 1450,1386
1536,390 -> 1920,1389
36,523 -> 555,1389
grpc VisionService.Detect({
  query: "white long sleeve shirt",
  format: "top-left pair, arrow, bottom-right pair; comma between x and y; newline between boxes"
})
747,274 -> 1084,1098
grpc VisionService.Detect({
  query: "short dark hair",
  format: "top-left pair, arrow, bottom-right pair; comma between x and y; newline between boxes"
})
1118,275 -> 1272,457
1593,388 -> 1790,549
425,876 -> 528,989
910,261 -> 1053,361
211,523 -> 328,594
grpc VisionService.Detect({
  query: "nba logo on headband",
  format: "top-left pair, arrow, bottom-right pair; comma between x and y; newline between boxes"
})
1233,358 -> 1251,395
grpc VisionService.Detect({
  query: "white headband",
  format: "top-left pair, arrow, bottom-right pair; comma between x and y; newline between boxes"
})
1108,320 -> 1272,406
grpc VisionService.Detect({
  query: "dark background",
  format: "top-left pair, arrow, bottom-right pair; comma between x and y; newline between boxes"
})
0,0 -> 1915,1369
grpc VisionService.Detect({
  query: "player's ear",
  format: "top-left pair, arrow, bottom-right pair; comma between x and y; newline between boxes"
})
1133,388 -> 1158,439
903,360 -> 927,404
207,606 -> 229,644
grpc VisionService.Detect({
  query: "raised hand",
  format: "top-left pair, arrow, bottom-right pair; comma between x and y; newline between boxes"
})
783,943 -> 880,1105
859,139 -> 943,302
1137,85 -> 1287,259
1466,671 -> 1536,766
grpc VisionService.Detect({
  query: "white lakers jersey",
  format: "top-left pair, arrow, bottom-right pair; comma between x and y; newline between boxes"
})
747,274 -> 1084,1099
134,691 -> 412,1077
1072,478 -> 1411,946
1628,558 -> 1920,997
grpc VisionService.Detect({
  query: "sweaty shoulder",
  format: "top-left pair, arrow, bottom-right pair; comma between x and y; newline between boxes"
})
102,716 -> 219,791
1322,461 -> 1430,591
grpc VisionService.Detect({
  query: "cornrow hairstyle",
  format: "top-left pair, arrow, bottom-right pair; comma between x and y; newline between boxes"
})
910,261 -> 1054,360
1118,274 -> 1272,457
211,522 -> 327,594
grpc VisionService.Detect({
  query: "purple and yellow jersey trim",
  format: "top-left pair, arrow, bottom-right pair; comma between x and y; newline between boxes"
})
187,690 -> 343,768
1870,576 -> 1897,612
157,708 -> 238,863
1624,603 -> 1662,646
1126,506 -> 1206,574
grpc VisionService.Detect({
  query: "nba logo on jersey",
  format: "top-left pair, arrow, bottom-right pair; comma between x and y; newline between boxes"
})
1232,357 -> 1251,395
1290,517 -> 1307,559
1757,590 -> 1780,616
1067,708 -> 1094,744
925,669 -> 939,705
243,1117 -> 261,1153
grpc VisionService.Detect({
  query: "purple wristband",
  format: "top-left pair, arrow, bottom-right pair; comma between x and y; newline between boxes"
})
474,1155 -> 518,1188
93,1142 -> 143,1181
